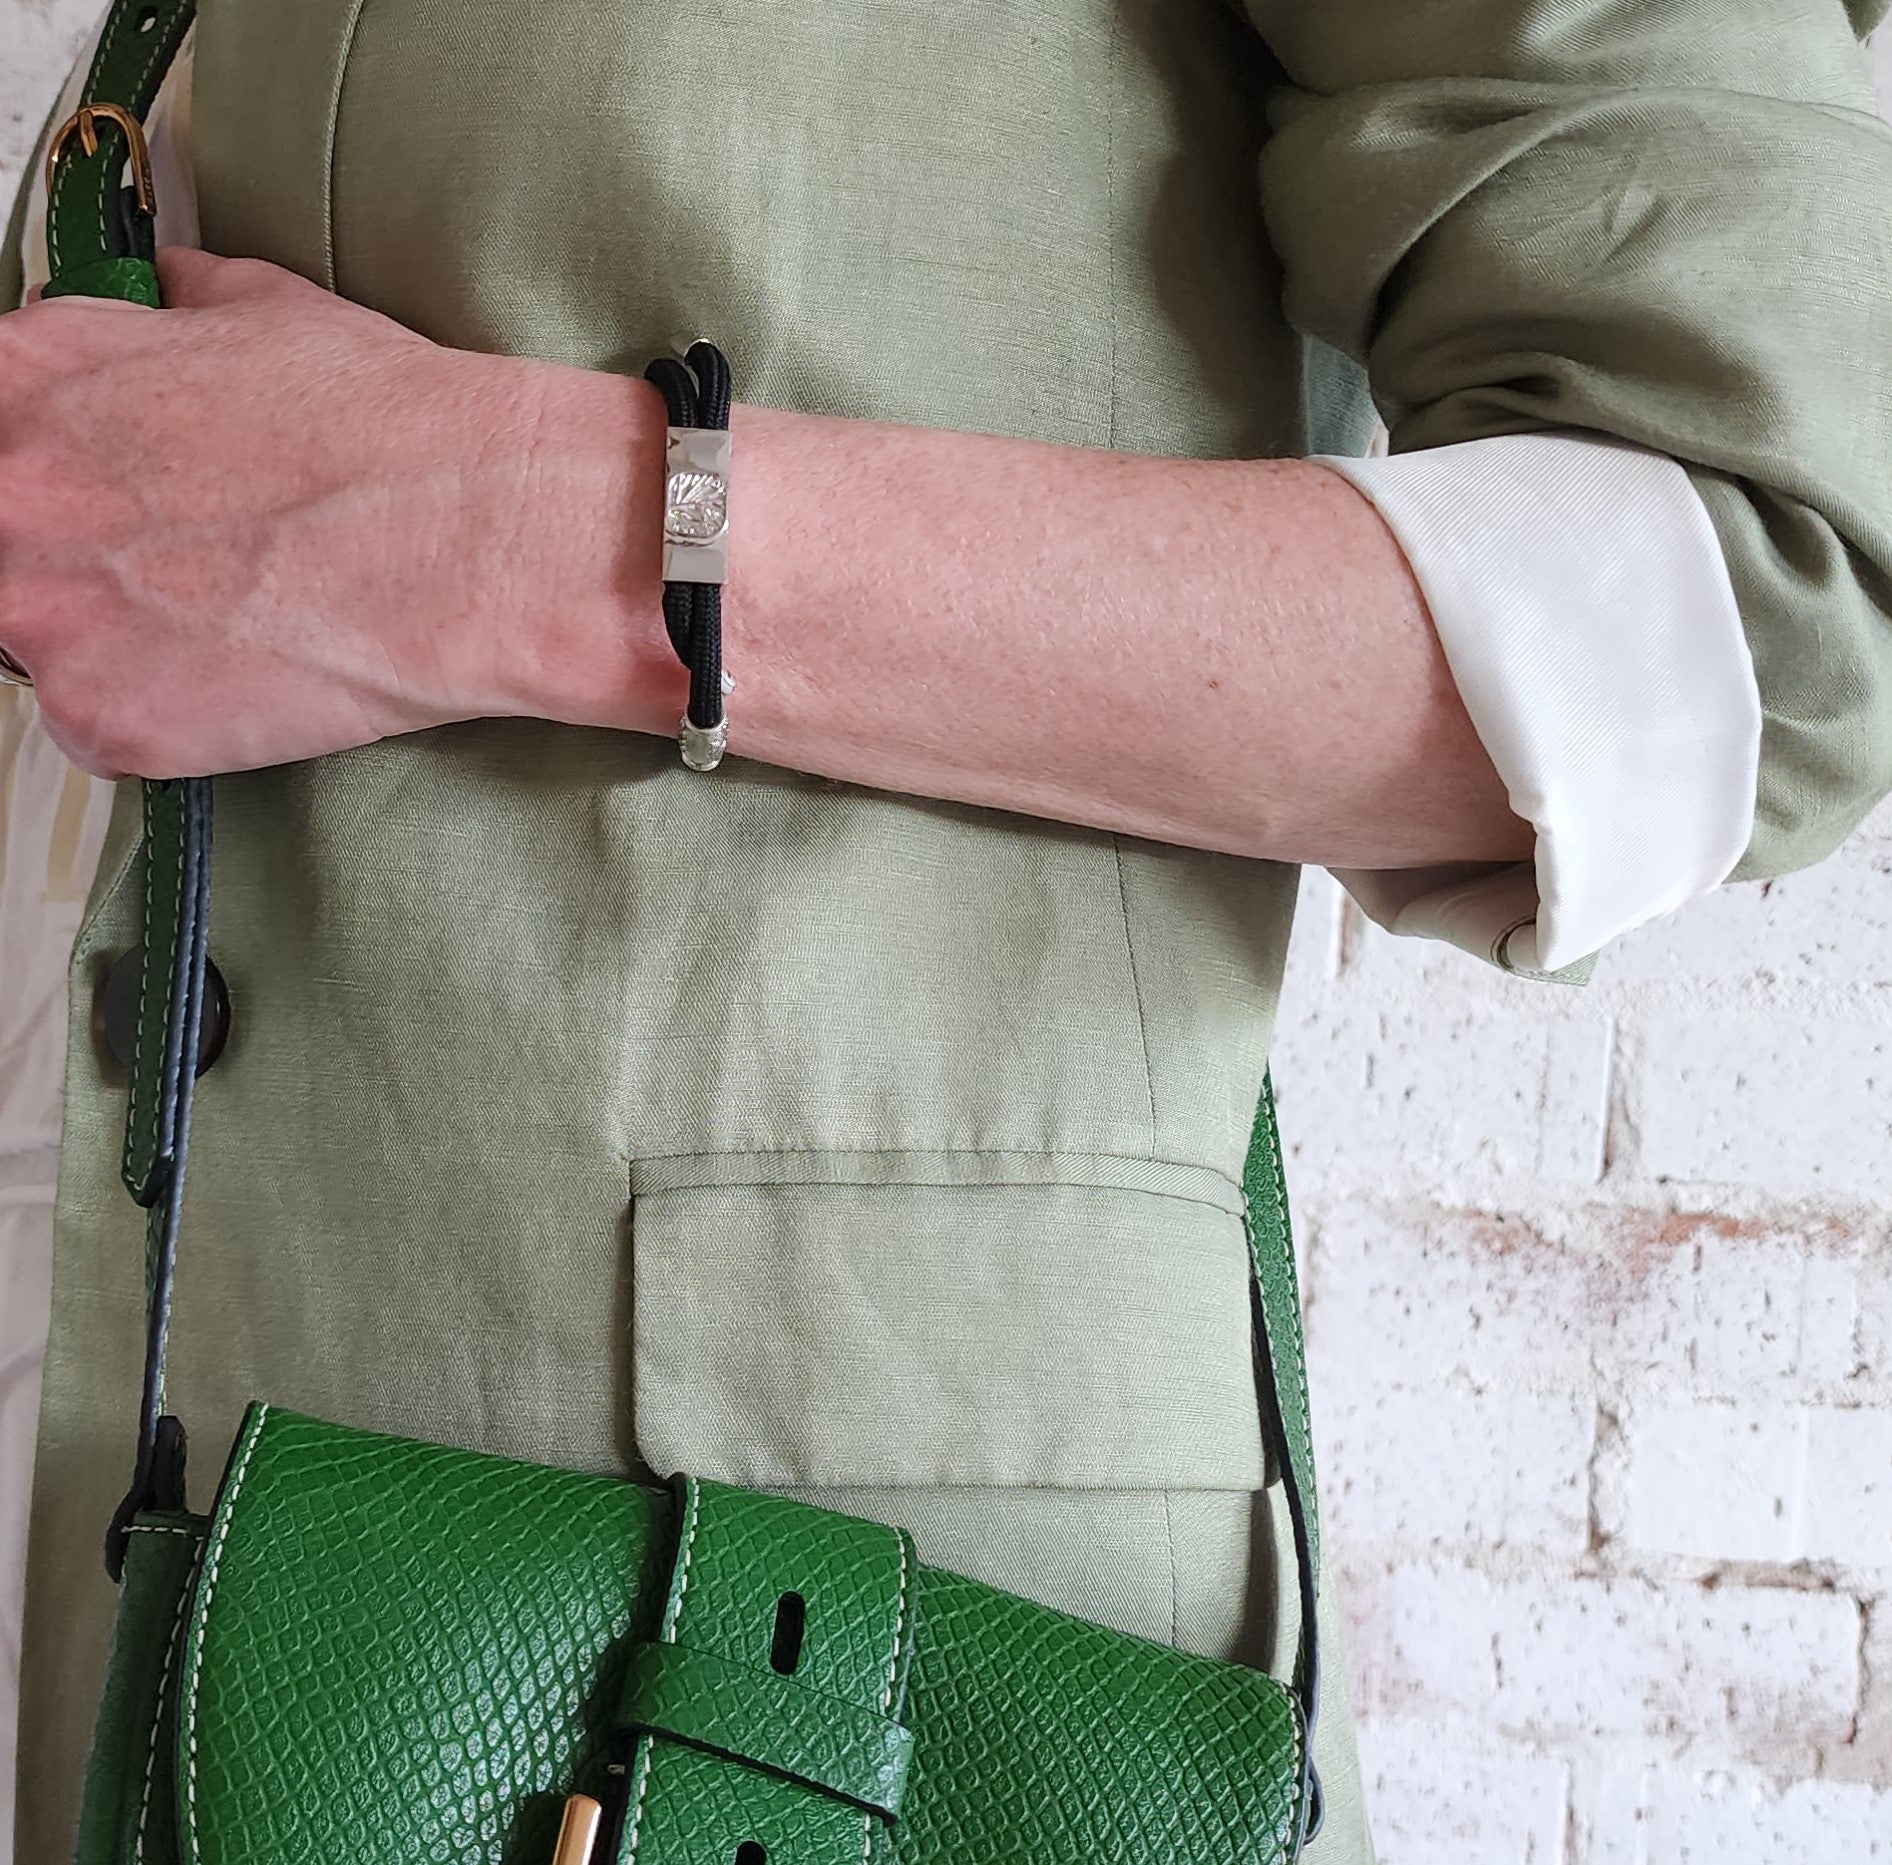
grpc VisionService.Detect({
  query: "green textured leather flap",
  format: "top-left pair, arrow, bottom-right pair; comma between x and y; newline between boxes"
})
176,1407 -> 677,1865
168,1407 -> 1304,1865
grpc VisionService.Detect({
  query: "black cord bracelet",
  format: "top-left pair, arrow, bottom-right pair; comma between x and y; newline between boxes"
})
644,339 -> 734,770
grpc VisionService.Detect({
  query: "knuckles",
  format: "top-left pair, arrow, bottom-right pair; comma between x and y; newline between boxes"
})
0,569 -> 140,773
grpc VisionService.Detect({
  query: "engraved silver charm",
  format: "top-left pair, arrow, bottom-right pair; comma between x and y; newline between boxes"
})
663,470 -> 727,544
662,427 -> 732,584
679,712 -> 729,772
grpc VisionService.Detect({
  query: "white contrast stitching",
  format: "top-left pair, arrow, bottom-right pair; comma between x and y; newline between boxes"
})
127,1522 -> 198,1538
1287,1707 -> 1307,1855
134,1562 -> 193,1864
659,1479 -> 701,1641
864,1528 -> 912,1864
180,1404 -> 269,1865
61,1 -> 179,283
125,788 -> 165,1187
1263,1104 -> 1314,1508
880,1533 -> 909,1715
630,1478 -> 702,1857
620,1741 -> 655,1863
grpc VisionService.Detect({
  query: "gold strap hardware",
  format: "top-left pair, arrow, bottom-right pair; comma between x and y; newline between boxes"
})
548,1794 -> 603,1865
46,101 -> 156,217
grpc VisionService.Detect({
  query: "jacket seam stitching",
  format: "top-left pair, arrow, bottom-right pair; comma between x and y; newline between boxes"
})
1111,836 -> 1160,1157
1162,1490 -> 1180,1646
321,0 -> 372,293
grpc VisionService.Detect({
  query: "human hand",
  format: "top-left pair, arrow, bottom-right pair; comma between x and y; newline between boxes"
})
0,248 -> 669,778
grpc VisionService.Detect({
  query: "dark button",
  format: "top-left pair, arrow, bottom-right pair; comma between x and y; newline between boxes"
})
100,947 -> 231,1077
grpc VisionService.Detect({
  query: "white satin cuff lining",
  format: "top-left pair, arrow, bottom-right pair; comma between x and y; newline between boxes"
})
1315,430 -> 1761,978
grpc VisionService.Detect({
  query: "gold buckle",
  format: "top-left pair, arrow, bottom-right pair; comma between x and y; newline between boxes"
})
46,102 -> 155,217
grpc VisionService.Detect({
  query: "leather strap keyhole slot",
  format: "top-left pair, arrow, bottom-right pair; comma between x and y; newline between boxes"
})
734,1844 -> 766,1865
769,1591 -> 805,1675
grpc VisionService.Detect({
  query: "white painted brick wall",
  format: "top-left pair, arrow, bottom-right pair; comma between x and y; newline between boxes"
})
1635,1013 -> 1892,1200
1349,1562 -> 1860,1766
1580,1766 -> 1892,1865
1286,833 -> 1892,1865
1320,1384 -> 1594,1555
1620,1401 -> 1892,1573
5,8 -> 1892,1865
1279,735 -> 1892,1863
1359,1722 -> 1570,1865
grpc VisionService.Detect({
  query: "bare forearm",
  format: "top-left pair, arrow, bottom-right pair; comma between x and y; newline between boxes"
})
533,371 -> 1530,870
4,248 -> 1529,869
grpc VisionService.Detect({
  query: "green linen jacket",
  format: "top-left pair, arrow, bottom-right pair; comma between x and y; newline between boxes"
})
5,6 -> 1892,1862
1245,0 -> 1892,893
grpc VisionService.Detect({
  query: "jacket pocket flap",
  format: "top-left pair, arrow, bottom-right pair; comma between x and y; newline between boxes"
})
630,1157 -> 1267,1492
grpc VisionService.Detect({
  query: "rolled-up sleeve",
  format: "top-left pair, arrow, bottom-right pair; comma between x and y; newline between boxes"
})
1247,0 -> 1892,908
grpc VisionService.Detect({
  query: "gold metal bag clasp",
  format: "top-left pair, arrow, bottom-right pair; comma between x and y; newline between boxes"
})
549,1794 -> 603,1865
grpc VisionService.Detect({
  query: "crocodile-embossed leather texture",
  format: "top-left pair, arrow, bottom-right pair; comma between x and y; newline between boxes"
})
889,1566 -> 1303,1865
177,1408 -> 674,1865
40,255 -> 163,304
158,1409 -> 1302,1865
617,1480 -> 918,1864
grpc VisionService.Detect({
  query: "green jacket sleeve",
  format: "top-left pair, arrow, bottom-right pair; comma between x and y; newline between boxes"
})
1248,0 -> 1892,887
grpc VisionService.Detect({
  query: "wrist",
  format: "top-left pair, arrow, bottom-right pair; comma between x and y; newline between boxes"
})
476,353 -> 682,735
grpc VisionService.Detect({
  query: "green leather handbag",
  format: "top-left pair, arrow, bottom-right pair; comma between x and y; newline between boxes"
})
52,7 -> 1328,1861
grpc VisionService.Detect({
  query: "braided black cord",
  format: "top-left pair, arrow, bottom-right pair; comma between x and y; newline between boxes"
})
644,342 -> 731,734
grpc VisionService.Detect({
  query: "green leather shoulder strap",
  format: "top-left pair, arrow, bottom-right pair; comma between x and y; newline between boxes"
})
42,0 -> 209,1584
1246,1067 -> 1323,1836
54,0 -> 1325,1841
42,0 -> 193,306
43,0 -> 200,1207
1245,1073 -> 1319,1587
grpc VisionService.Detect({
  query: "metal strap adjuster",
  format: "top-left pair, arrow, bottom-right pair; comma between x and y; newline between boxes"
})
46,101 -> 155,216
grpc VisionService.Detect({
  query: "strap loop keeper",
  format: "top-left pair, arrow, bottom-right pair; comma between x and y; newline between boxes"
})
616,1639 -> 914,1821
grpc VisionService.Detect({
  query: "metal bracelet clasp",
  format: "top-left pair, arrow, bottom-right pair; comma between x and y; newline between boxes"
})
46,101 -> 156,217
661,425 -> 732,585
